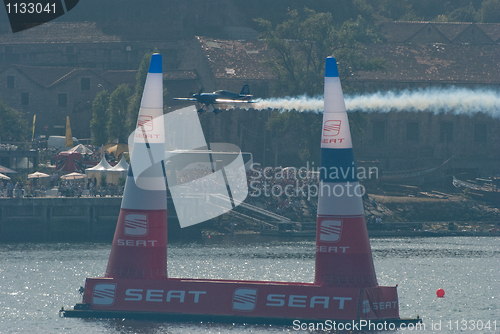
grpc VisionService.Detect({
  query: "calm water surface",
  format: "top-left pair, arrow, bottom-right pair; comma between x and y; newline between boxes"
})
0,236 -> 498,333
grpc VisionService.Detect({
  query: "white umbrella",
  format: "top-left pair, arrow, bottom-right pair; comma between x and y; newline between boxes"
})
27,171 -> 50,179
0,165 -> 17,174
61,172 -> 86,180
0,173 -> 10,180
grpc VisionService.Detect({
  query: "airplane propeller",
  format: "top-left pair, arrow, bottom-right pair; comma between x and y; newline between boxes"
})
195,87 -> 205,113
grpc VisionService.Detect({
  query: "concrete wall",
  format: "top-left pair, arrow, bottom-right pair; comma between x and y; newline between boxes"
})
354,111 -> 500,177
0,197 -> 121,241
0,197 -> 188,242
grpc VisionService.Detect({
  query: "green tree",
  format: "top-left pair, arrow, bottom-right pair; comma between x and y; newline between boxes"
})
448,2 -> 478,22
481,0 -> 500,22
0,100 -> 29,142
256,9 -> 385,97
90,90 -> 110,146
108,84 -> 130,143
374,0 -> 418,20
266,110 -> 322,165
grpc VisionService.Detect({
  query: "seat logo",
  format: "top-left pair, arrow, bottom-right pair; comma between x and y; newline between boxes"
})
124,213 -> 148,236
137,115 -> 153,132
232,288 -> 257,311
319,220 -> 342,242
92,283 -> 116,306
362,299 -> 371,313
323,120 -> 341,136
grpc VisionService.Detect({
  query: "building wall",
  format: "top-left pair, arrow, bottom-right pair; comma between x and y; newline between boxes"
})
201,109 -> 500,179
0,67 -> 116,139
353,111 -> 500,177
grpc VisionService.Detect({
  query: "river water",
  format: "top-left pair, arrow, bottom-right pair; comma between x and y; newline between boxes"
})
1,236 -> 498,333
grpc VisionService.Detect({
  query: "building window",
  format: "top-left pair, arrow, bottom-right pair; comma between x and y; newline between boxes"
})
474,123 -> 487,143
58,93 -> 68,107
4,46 -> 13,53
65,46 -> 75,54
440,122 -> 453,143
7,76 -> 14,89
21,92 -> 29,105
81,78 -> 90,90
406,122 -> 419,141
373,121 -> 386,142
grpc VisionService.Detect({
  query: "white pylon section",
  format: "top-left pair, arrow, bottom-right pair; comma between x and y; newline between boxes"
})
130,53 -> 166,191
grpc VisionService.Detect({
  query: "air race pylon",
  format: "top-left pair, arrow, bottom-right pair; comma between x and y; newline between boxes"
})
105,53 -> 168,280
314,57 -> 378,287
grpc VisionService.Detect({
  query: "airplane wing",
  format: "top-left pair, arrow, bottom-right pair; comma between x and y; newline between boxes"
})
214,99 -> 255,104
173,98 -> 198,101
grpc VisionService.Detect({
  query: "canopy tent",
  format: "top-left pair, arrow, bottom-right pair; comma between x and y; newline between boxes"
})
85,156 -> 112,185
56,151 -> 85,172
67,144 -> 93,155
85,156 -> 112,171
106,157 -> 129,185
109,156 -> 128,171
0,173 -> 11,180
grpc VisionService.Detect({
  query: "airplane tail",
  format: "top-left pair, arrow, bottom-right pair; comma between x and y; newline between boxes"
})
240,84 -> 250,95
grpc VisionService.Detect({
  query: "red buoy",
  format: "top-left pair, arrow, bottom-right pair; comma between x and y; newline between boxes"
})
436,288 -> 445,298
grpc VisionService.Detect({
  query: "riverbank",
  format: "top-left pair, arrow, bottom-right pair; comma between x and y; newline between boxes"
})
208,189 -> 500,236
0,189 -> 498,242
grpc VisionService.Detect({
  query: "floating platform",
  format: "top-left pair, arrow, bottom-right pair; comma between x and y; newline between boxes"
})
63,277 -> 419,327
64,308 -> 421,329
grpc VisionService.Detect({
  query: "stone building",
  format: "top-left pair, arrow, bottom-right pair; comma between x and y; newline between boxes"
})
0,64 -> 132,139
0,20 -> 499,178
347,22 -> 500,178
0,22 -> 190,70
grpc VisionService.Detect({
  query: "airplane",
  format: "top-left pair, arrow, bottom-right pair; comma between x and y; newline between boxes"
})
173,85 -> 255,114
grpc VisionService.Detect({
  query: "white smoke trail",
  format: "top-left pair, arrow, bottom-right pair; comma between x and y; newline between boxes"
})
251,87 -> 500,118
252,95 -> 323,113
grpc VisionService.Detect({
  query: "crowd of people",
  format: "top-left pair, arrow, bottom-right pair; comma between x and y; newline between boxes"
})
246,166 -> 320,218
0,177 -> 124,198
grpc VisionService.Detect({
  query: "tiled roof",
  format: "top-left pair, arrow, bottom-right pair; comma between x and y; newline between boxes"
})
4,65 -> 76,87
0,22 -> 122,44
163,70 -> 198,80
196,33 -> 500,85
1,65 -> 104,87
352,43 -> 500,84
197,37 -> 275,80
475,23 -> 500,42
378,21 -> 500,44
101,70 -> 137,87
432,23 -> 470,41
378,22 -> 428,43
